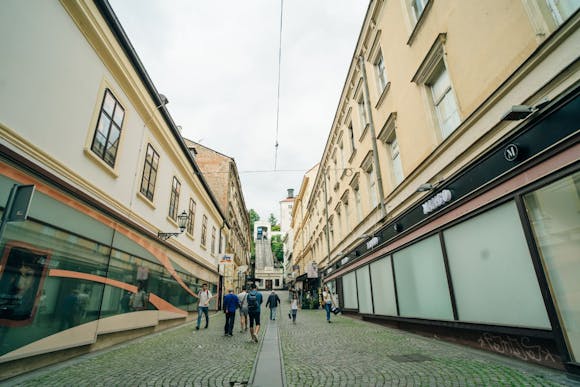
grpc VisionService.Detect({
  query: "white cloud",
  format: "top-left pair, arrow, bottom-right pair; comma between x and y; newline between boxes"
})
110,0 -> 367,220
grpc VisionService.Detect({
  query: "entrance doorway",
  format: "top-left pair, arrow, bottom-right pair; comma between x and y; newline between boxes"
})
265,280 -> 273,290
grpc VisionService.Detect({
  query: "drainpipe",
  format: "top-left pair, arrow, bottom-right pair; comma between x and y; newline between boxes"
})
359,55 -> 387,220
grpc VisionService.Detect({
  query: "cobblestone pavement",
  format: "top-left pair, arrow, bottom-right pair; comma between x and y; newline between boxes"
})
278,305 -> 578,386
5,305 -> 580,386
7,313 -> 261,387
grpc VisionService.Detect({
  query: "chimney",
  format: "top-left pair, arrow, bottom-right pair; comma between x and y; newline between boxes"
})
287,188 -> 294,198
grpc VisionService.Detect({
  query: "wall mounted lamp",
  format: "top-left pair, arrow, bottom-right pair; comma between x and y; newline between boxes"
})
500,98 -> 550,121
158,211 -> 189,240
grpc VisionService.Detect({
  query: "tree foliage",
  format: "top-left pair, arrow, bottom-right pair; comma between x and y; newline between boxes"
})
268,213 -> 278,227
271,234 -> 284,263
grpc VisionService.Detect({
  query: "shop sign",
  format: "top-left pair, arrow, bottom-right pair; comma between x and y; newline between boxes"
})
422,189 -> 453,215
307,261 -> 318,278
366,237 -> 379,250
504,144 -> 519,161
220,254 -> 234,264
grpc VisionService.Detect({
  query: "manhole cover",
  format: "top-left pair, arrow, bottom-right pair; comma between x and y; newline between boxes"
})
388,354 -> 432,362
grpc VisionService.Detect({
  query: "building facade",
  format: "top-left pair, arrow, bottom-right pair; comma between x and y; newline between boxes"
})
279,189 -> 295,285
0,0 -> 228,379
184,140 -> 251,293
292,0 -> 579,374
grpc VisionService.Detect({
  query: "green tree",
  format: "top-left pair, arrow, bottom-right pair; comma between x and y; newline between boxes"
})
268,213 -> 278,227
271,234 -> 284,264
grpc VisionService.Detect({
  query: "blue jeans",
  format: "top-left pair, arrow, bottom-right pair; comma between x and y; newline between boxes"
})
325,302 -> 332,321
270,306 -> 277,320
197,306 -> 209,328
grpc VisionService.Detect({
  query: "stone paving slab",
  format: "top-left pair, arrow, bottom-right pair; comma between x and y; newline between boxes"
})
4,313 -> 261,387
278,305 -> 579,386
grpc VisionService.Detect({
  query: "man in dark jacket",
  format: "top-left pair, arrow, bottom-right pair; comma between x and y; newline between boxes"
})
223,289 -> 238,336
265,291 -> 281,320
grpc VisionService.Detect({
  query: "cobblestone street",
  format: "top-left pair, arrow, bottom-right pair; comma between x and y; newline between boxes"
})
5,303 -> 579,386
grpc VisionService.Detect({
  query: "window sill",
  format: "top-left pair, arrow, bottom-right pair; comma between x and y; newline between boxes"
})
136,191 -> 156,209
375,82 -> 391,109
406,0 -> 435,46
166,215 -> 179,227
83,148 -> 119,178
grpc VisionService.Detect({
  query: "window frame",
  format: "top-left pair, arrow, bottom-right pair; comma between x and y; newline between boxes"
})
90,88 -> 125,168
200,215 -> 208,247
139,143 -> 159,202
168,176 -> 181,221
187,198 -> 196,236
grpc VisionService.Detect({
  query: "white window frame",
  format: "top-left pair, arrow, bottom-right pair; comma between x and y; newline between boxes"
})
374,50 -> 388,95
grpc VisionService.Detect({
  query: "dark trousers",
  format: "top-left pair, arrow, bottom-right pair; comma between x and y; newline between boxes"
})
224,311 -> 235,335
197,306 -> 209,328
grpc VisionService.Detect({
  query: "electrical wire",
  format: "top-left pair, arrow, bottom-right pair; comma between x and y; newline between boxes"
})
273,0 -> 284,171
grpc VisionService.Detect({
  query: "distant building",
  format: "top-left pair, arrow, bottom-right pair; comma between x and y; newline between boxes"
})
184,139 -> 251,293
279,189 -> 295,285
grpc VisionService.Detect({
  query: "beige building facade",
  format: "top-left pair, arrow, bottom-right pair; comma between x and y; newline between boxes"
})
292,0 -> 579,374
184,140 -> 251,293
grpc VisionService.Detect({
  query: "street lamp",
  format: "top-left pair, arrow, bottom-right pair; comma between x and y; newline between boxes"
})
157,211 -> 189,240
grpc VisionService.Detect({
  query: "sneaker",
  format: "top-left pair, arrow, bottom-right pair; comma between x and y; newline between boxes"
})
195,326 -> 199,330
328,320 -> 332,323
251,333 -> 257,342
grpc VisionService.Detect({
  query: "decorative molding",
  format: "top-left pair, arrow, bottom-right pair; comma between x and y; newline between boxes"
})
360,150 -> 374,172
377,112 -> 398,143
406,0 -> 436,46
411,33 -> 447,84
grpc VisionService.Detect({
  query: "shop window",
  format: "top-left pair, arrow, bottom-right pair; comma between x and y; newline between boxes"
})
168,176 -> 181,220
342,271 -> 358,309
444,201 -> 551,328
393,234 -> 453,320
524,172 -> 580,360
139,144 -> 159,201
356,266 -> 373,314
370,256 -> 397,316
91,89 -> 125,168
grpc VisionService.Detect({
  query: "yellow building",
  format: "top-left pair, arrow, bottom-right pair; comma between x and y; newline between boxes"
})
292,0 -> 579,373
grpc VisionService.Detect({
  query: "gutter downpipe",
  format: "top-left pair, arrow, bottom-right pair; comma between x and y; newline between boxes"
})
359,55 -> 387,220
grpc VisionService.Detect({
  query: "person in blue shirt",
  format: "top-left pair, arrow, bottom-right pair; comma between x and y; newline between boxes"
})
223,289 -> 238,336
247,283 -> 263,343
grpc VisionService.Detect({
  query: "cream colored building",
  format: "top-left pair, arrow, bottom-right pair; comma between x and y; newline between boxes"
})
0,0 -> 228,379
184,140 -> 251,293
292,0 -> 579,373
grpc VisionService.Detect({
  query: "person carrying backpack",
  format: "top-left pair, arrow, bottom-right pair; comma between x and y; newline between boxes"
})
247,283 -> 263,343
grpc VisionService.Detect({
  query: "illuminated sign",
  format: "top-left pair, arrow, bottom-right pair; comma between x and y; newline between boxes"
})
422,189 -> 452,215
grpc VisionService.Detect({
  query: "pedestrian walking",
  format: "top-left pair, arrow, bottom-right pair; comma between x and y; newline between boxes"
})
247,283 -> 263,342
237,286 -> 249,333
193,283 -> 214,330
322,285 -> 334,323
290,293 -> 298,324
223,289 -> 237,336
265,291 -> 281,320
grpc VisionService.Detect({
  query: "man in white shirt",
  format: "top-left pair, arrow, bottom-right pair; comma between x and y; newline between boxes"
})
194,283 -> 214,330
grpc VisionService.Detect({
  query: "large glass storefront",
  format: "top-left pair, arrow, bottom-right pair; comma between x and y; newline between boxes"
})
0,212 -> 215,359
524,171 -> 580,362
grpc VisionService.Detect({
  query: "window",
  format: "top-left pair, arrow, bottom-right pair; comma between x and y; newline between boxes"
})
200,215 -> 208,247
388,135 -> 404,186
342,271 -> 358,309
91,89 -> 125,167
339,141 -> 345,173
546,0 -> 580,25
187,198 -> 196,235
139,144 -> 159,201
168,177 -> 181,220
356,266 -> 373,314
411,0 -> 429,23
370,256 -> 397,316
354,186 -> 362,222
374,50 -> 388,95
348,122 -> 356,154
358,96 -> 369,131
333,157 -> 338,181
367,167 -> 378,209
343,198 -> 350,230
428,63 -> 460,139
211,227 -> 216,254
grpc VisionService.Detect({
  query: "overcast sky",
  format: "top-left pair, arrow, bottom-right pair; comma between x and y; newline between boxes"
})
110,0 -> 368,221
